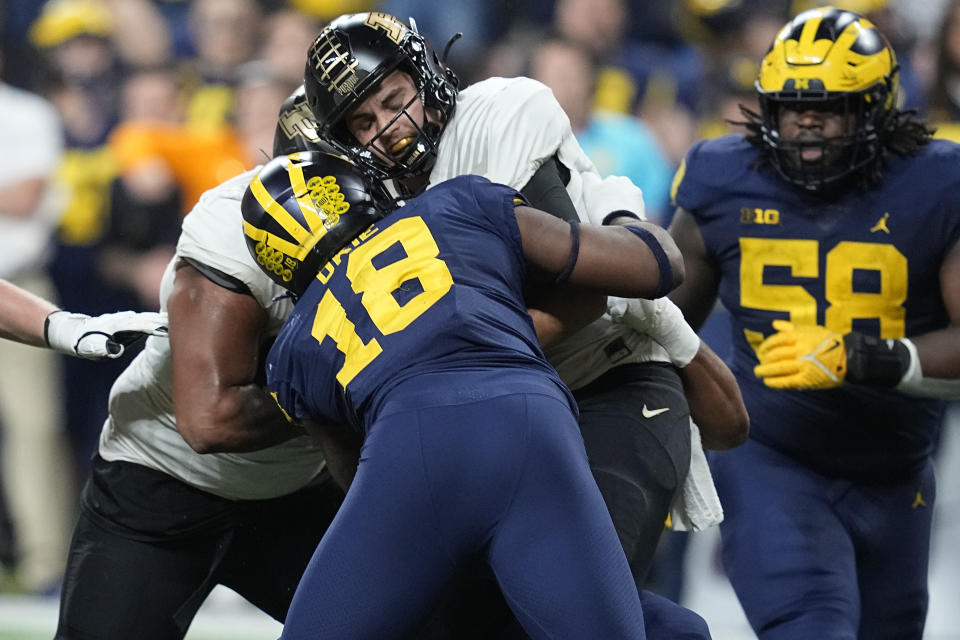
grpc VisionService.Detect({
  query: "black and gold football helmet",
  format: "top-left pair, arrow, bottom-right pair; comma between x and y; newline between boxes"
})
273,84 -> 332,157
303,12 -> 459,182
241,151 -> 391,297
756,6 -> 900,190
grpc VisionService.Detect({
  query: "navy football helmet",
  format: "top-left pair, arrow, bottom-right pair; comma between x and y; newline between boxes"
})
303,12 -> 459,182
241,151 -> 392,297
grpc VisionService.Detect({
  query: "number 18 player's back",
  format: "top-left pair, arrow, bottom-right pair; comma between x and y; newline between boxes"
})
267,175 -> 573,432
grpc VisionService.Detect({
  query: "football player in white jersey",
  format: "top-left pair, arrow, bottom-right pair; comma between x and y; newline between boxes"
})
53,103 -> 348,640
54,86 -> 617,640
0,278 -> 166,357
303,11 -> 748,597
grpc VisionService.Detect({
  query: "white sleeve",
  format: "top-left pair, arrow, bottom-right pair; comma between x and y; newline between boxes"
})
478,79 -> 647,224
432,77 -> 647,224
576,172 -> 648,224
479,79 -> 587,189
437,78 -> 595,191
176,168 -> 293,328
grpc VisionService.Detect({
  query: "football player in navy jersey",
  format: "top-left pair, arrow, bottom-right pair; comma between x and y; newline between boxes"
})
301,13 -> 749,601
668,7 -> 960,639
241,150 -> 707,639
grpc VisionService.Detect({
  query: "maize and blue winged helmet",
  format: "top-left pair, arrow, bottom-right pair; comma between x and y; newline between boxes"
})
756,6 -> 900,190
241,151 -> 392,297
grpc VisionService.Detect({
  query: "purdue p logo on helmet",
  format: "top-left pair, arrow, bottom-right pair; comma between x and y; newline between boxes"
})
755,6 -> 900,190
241,151 -> 388,297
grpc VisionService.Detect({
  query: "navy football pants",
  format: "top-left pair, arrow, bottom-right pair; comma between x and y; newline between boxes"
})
711,439 -> 934,640
280,392 -> 646,639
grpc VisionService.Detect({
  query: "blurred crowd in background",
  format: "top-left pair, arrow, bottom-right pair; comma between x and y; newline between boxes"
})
0,0 -> 957,600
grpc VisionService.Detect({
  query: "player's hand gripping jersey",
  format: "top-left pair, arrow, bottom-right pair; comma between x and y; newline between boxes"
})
673,134 -> 960,479
268,175 -> 574,431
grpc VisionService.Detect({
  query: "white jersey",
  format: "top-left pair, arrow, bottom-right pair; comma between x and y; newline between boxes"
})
97,168 -> 326,500
428,77 -> 671,389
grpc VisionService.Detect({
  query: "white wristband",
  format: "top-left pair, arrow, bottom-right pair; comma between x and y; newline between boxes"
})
895,337 -> 960,400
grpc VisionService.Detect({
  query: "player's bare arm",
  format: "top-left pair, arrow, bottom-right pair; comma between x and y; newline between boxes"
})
679,341 -> 748,449
668,206 -> 749,448
168,260 -> 305,453
911,238 -> 960,379
516,158 -> 611,346
515,205 -> 683,298
526,283 -> 607,349
0,278 -> 57,346
667,206 -> 721,332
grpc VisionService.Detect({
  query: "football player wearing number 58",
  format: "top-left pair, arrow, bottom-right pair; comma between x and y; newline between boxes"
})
668,7 -> 960,640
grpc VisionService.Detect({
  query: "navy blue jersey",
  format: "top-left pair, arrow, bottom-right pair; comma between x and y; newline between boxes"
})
674,135 -> 960,479
267,175 -> 573,432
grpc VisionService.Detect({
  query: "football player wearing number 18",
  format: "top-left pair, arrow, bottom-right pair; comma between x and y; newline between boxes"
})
303,13 -> 749,601
244,151 -> 689,639
668,7 -> 960,640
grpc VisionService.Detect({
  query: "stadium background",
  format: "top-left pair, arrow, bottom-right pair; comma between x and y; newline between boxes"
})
0,0 -> 958,637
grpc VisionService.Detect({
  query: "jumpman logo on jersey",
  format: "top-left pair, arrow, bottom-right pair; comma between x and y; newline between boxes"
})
912,490 -> 927,509
870,212 -> 891,234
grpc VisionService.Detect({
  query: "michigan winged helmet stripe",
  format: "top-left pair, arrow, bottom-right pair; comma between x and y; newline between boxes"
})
760,7 -> 895,96
242,154 -> 349,261
243,181 -> 328,262
240,151 -> 387,297
754,6 -> 899,191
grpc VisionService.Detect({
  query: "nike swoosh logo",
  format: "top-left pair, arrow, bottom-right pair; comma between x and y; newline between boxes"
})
642,405 -> 670,418
822,339 -> 841,354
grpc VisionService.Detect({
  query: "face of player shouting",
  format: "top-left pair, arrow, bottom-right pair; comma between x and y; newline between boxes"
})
344,70 -> 443,170
776,101 -> 858,168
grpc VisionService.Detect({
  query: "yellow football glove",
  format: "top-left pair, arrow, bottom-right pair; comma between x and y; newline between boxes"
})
753,320 -> 847,389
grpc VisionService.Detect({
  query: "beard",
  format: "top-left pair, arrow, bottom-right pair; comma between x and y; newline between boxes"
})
780,133 -> 853,172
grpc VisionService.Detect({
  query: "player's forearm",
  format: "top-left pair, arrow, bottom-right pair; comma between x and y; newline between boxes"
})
570,222 -> 684,299
680,341 -> 749,449
909,327 -> 960,379
177,383 -> 305,454
527,283 -> 606,349
168,260 -> 301,452
889,326 -> 960,400
0,279 -> 57,347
